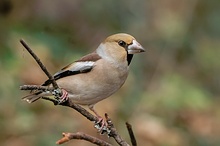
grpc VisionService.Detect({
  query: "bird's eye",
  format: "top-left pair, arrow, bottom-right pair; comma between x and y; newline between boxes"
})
118,40 -> 127,47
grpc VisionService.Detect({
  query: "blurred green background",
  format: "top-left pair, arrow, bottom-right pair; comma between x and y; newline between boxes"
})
0,0 -> 220,146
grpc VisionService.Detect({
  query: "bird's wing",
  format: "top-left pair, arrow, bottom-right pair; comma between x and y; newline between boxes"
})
42,52 -> 101,86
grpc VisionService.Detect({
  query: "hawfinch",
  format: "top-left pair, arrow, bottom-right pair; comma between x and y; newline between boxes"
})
23,33 -> 145,125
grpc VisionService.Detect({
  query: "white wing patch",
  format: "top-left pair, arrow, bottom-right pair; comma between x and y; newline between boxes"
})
69,61 -> 95,72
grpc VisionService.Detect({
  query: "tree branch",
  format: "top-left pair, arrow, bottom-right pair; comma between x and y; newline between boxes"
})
20,85 -> 54,91
56,132 -> 112,146
126,122 -> 137,146
105,114 -> 130,146
20,39 -> 59,89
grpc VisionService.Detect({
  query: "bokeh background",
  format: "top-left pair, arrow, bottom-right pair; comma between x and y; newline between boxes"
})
0,0 -> 220,146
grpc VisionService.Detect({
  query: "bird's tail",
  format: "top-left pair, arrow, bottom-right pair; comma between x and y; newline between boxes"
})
22,91 -> 51,103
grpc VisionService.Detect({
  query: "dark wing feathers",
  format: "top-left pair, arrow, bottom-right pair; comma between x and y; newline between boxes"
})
42,52 -> 101,86
42,69 -> 89,86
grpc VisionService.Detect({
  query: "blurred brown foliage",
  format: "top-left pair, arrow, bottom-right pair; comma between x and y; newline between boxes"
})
0,0 -> 220,146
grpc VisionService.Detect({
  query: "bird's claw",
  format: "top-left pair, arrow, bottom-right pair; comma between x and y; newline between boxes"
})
52,88 -> 69,104
94,117 -> 111,135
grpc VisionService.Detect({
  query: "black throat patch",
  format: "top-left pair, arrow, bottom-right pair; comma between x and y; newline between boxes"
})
127,54 -> 133,65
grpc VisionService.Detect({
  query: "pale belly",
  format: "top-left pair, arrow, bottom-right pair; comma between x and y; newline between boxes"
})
56,66 -> 129,105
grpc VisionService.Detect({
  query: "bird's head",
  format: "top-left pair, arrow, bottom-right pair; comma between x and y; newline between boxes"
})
97,33 -> 145,65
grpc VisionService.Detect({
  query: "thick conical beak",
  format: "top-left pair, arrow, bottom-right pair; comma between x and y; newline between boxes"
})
127,39 -> 145,54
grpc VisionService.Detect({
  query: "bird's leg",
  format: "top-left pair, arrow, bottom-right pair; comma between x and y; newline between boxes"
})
52,88 -> 69,104
89,105 -> 108,132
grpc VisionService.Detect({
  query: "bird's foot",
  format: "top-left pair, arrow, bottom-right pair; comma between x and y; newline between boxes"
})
52,88 -> 69,104
94,117 -> 111,134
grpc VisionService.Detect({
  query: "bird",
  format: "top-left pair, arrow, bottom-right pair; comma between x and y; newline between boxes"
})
23,33 -> 145,127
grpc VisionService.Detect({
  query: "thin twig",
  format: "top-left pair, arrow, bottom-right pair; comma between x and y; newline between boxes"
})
56,132 -> 112,146
20,85 -> 54,91
126,122 -> 137,146
20,39 -> 59,89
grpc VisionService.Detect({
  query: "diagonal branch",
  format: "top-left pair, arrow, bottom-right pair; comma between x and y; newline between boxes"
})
42,96 -> 98,122
20,39 -> 59,89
